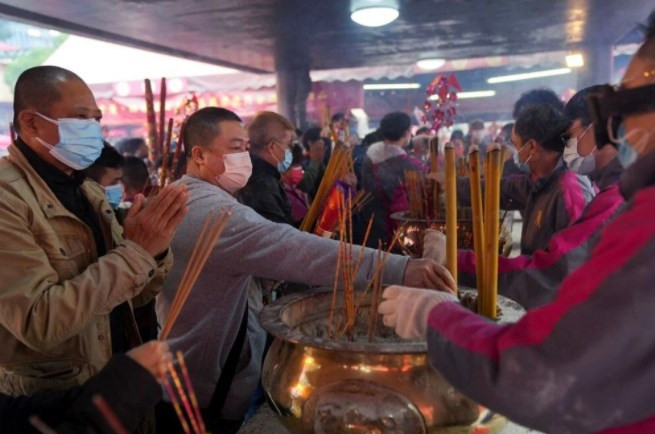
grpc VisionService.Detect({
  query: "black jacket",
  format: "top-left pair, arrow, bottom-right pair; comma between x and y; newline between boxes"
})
239,154 -> 294,225
0,354 -> 161,434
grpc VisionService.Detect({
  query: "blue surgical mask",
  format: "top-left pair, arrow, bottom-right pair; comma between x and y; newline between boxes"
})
35,112 -> 104,170
614,123 -> 639,169
105,183 -> 123,209
275,148 -> 293,173
513,143 -> 532,173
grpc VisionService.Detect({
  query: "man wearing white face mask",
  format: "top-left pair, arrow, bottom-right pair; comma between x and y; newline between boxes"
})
239,111 -> 297,225
0,66 -> 188,397
380,12 -> 655,432
563,85 -> 623,189
157,107 -> 456,433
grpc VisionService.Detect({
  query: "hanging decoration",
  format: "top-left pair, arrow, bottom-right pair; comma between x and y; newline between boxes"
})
422,74 -> 462,132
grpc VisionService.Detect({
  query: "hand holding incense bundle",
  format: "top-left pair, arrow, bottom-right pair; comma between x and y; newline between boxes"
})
160,210 -> 231,339
481,144 -> 502,319
467,146 -> 486,309
444,142 -> 458,292
144,79 -> 158,164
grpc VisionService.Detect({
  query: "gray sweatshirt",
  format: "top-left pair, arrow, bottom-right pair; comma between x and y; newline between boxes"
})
156,175 -> 408,419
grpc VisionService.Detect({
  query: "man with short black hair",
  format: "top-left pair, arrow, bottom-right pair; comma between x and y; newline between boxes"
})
360,111 -> 422,246
122,156 -> 151,202
0,66 -> 187,397
156,106 -> 455,433
512,87 -> 565,119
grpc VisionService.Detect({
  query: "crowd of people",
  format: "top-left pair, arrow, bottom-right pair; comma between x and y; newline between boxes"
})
0,10 -> 654,434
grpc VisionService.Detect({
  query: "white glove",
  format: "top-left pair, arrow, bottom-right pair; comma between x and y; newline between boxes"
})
423,230 -> 447,265
378,285 -> 458,340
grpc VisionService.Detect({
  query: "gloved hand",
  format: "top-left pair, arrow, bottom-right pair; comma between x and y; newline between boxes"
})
378,285 -> 458,340
423,230 -> 447,265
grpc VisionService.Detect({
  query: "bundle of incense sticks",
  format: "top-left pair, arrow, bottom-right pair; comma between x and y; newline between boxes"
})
160,118 -> 174,188
299,143 -> 353,232
405,170 -> 428,220
328,194 -> 401,340
467,145 -> 485,309
480,144 -> 502,319
161,352 -> 207,434
160,210 -> 231,339
444,142 -> 458,292
159,77 -> 167,155
144,79 -> 158,164
315,187 -> 371,238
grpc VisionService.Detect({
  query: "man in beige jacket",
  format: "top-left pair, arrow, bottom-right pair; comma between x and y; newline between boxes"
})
0,66 -> 188,396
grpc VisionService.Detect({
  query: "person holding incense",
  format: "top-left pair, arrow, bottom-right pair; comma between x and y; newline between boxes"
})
435,104 -> 596,255
0,66 -> 188,398
455,86 -> 625,309
156,106 -> 455,433
360,111 -> 424,247
381,15 -> 655,431
0,340 -> 171,433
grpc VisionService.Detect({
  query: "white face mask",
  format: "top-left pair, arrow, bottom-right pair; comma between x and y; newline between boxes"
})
215,151 -> 252,193
563,124 -> 596,175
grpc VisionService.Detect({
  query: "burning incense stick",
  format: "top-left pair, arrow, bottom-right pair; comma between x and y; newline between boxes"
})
160,118 -> 174,188
444,142 -> 458,292
145,79 -> 158,164
162,372 -> 191,434
28,416 -> 56,434
167,362 -> 201,434
172,119 -> 187,180
468,146 -> 486,308
160,210 -> 231,339
92,395 -> 129,434
159,78 -> 167,155
177,352 -> 206,434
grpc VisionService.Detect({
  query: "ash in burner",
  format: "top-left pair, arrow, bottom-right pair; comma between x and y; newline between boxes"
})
294,308 -> 408,343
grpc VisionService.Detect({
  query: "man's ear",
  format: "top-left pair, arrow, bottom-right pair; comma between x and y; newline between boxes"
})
17,111 -> 38,139
190,145 -> 205,165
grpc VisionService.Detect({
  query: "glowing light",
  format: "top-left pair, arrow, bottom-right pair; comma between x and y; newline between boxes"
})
565,53 -> 585,68
27,28 -> 42,38
487,68 -> 572,84
417,58 -> 446,70
363,83 -> 421,90
350,0 -> 399,27
430,90 -> 496,100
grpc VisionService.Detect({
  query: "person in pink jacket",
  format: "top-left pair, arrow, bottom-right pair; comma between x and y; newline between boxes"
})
380,13 -> 655,433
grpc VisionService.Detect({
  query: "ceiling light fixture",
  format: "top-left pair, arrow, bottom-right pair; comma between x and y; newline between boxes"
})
487,68 -> 572,84
363,83 -> 421,90
416,58 -> 446,70
565,53 -> 585,68
430,90 -> 496,100
351,0 -> 399,27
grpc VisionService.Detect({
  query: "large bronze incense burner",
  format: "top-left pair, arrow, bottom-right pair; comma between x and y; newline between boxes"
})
260,289 -> 524,433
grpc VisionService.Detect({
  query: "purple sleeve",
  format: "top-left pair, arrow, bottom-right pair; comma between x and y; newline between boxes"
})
426,190 -> 655,433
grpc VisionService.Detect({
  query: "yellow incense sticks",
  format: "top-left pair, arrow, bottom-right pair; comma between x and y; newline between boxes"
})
481,144 -> 502,319
444,142 -> 458,292
467,146 -> 485,308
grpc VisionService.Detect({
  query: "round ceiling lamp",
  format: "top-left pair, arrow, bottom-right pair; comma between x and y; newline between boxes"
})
351,0 -> 399,27
416,58 -> 446,70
